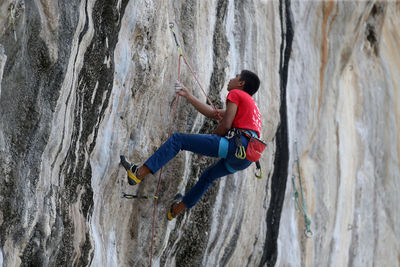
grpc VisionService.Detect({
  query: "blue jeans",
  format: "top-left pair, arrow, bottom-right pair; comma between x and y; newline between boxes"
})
144,133 -> 252,208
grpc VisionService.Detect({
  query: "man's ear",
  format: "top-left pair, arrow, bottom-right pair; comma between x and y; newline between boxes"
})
239,80 -> 245,87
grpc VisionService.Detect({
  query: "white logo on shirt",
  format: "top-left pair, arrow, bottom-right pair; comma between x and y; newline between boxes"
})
252,104 -> 262,130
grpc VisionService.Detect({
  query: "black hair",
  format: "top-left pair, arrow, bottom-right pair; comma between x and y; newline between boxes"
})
239,70 -> 260,96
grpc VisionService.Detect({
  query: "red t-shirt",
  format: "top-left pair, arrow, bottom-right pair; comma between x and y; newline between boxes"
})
226,89 -> 261,137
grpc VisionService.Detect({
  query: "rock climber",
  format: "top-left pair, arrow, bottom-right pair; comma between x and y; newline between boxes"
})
120,69 -> 261,220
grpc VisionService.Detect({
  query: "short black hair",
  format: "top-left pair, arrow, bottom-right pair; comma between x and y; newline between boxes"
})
240,70 -> 260,96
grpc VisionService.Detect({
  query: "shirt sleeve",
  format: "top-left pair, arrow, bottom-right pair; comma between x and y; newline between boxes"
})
227,90 -> 241,106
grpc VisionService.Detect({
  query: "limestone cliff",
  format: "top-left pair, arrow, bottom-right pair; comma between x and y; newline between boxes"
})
0,1 -> 399,267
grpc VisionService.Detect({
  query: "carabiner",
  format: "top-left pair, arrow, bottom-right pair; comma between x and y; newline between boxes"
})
304,228 -> 313,238
255,166 -> 263,179
225,129 -> 235,139
255,161 -> 263,178
235,145 -> 246,159
169,22 -> 183,55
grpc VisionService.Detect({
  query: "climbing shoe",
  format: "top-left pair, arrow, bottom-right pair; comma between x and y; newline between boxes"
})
167,197 -> 185,221
167,202 -> 178,221
120,155 -> 141,185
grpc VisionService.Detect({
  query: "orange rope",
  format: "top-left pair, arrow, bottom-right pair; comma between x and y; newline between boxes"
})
149,55 -> 183,267
180,55 -> 222,121
149,25 -> 221,266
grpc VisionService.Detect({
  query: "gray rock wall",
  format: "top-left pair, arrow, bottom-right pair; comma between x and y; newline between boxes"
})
279,1 -> 400,267
0,0 -> 399,267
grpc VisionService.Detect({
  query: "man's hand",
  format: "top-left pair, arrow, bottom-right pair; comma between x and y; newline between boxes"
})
214,100 -> 237,136
175,81 -> 191,99
175,80 -> 225,120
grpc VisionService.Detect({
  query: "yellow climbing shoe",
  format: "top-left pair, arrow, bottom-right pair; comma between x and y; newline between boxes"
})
120,155 -> 141,185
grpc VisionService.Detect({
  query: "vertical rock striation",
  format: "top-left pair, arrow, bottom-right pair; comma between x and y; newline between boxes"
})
260,0 -> 293,266
279,1 -> 400,267
0,0 -> 399,266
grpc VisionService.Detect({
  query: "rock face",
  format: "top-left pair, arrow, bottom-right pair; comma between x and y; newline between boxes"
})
279,2 -> 400,267
0,0 -> 399,267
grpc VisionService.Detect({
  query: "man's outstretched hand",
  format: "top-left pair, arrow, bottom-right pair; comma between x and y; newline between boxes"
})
175,80 -> 224,121
175,81 -> 191,99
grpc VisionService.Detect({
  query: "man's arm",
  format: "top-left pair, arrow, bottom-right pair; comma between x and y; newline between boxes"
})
217,109 -> 225,118
186,93 -> 220,119
176,82 -> 224,119
214,100 -> 237,136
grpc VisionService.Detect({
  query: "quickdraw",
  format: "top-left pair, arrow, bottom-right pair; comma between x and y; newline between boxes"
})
122,193 -> 158,200
169,22 -> 183,56
227,128 -> 247,159
234,137 -> 247,160
292,140 -> 313,237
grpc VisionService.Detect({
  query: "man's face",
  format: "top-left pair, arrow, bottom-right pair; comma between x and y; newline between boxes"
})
227,74 -> 245,91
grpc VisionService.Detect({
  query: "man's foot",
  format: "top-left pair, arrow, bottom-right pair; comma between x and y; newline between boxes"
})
167,201 -> 186,221
167,203 -> 178,221
120,155 -> 141,185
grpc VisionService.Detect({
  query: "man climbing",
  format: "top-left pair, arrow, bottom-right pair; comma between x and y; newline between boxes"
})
120,70 -> 261,220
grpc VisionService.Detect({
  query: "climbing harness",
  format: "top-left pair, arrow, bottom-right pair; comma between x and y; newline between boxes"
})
226,128 -> 266,178
291,141 -> 313,238
229,128 -> 267,162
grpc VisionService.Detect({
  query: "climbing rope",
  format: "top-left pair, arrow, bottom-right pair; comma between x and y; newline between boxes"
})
148,22 -> 264,265
149,22 -> 221,267
168,22 -> 222,121
292,141 -> 312,237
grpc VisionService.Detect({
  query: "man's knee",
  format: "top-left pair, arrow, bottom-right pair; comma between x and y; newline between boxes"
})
169,132 -> 182,149
171,132 -> 181,140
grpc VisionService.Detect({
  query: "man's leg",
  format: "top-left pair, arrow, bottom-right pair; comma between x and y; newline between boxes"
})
141,133 -> 222,176
123,133 -> 225,184
181,159 -> 231,209
169,159 -> 231,219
